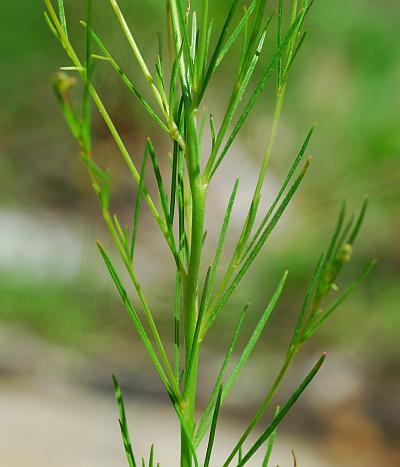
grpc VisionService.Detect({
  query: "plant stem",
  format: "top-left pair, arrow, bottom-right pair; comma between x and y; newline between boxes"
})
180,109 -> 207,467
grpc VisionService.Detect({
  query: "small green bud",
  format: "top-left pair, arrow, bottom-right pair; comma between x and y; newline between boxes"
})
339,243 -> 353,263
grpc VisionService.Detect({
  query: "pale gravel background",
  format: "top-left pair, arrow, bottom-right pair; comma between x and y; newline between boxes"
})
0,380 -> 342,467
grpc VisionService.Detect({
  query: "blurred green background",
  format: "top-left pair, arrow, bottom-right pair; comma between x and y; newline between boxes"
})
1,1 -> 399,466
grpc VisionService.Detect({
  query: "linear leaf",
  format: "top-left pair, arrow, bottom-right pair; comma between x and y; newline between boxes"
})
243,126 -> 314,259
165,391 -> 200,467
85,25 -> 168,133
174,269 -> 181,382
207,24 -> 269,178
195,305 -> 247,446
205,178 -> 239,310
283,30 -> 308,80
326,202 -> 346,265
57,0 -> 68,37
196,0 -> 241,105
288,252 -> 326,353
44,11 -> 59,38
112,375 -> 137,467
149,444 -> 154,467
204,385 -> 223,467
214,1 -> 257,70
233,353 -> 326,466
206,159 -> 310,332
348,197 -> 368,245
304,260 -> 377,339
97,242 -> 172,391
213,5 -> 312,174
219,271 -> 288,403
130,148 -> 148,260
185,267 -> 211,390
82,0 -> 93,153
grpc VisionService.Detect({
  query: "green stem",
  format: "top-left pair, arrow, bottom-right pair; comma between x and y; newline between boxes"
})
180,110 -> 207,467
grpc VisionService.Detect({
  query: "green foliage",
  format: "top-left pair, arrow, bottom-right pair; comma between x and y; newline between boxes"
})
45,0 -> 374,465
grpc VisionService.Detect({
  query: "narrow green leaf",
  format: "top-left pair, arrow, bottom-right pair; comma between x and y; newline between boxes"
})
209,113 -> 216,147
44,11 -> 59,38
288,252 -> 326,353
114,214 -> 128,254
204,385 -> 223,467
155,55 -> 168,111
169,43 -> 184,112
170,98 -> 184,225
239,447 -> 244,463
241,0 -> 268,76
196,0 -> 241,105
243,126 -> 314,259
147,139 -> 179,262
332,215 -> 354,260
52,73 -> 81,140
149,444 -> 154,467
277,0 -> 284,87
326,202 -> 346,265
81,155 -> 110,210
57,0 -> 68,37
190,11 -> 197,63
197,0 -> 209,81
195,305 -> 247,446
107,0 -> 167,119
165,391 -> 200,467
147,139 -> 169,220
173,0 -> 195,85
205,178 -> 239,311
97,242 -> 172,391
348,198 -> 368,245
304,260 -> 377,339
174,269 -> 181,382
282,30 -> 308,80
219,271 -> 288,403
261,414 -> 278,467
112,375 -> 137,467
185,267 -> 212,390
213,5 -> 312,174
82,0 -> 94,153
206,160 -> 310,332
207,26 -> 269,178
85,25 -> 168,133
214,1 -> 257,71
234,353 -> 326,466
131,148 -> 149,261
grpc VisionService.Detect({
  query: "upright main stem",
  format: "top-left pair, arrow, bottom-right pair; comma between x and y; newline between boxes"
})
180,109 -> 207,467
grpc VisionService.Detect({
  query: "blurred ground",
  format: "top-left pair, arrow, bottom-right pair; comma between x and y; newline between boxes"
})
1,325 -> 393,467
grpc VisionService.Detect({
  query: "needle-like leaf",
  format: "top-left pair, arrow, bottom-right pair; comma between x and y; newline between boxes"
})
97,242 -> 172,392
112,375 -> 137,467
231,353 -> 326,466
212,4 -> 312,175
219,271 -> 288,403
205,159 -> 310,332
57,0 -> 68,37
130,148 -> 148,261
203,385 -> 223,467
84,25 -> 168,133
205,178 -> 239,311
195,305 -> 247,446
303,260 -> 377,340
